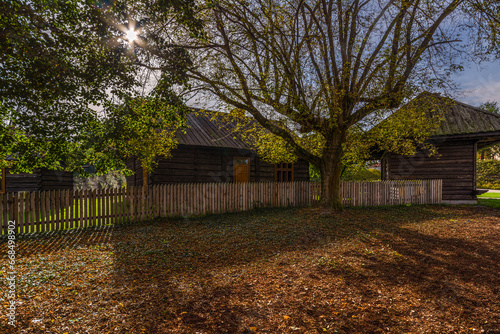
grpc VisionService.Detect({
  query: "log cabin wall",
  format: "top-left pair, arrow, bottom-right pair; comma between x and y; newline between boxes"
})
5,169 -> 41,192
126,144 -> 309,185
4,168 -> 73,192
126,158 -> 145,187
383,139 -> 476,200
40,169 -> 73,190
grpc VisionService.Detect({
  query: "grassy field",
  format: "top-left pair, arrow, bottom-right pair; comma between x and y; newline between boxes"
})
477,192 -> 500,209
1,204 -> 499,333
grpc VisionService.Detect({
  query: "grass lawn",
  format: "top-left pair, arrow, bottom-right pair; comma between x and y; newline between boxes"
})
478,198 -> 500,209
1,205 -> 499,333
477,192 -> 500,199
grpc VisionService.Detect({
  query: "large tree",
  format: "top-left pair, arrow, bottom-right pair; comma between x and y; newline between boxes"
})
166,0 -> 499,208
0,0 -> 200,174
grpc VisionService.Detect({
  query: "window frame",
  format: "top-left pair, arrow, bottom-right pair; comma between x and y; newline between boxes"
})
274,163 -> 294,182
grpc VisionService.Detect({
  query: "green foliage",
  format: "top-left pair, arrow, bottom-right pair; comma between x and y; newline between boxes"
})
309,164 -> 321,182
367,94 -> 446,158
477,101 -> 500,160
477,160 -> 500,189
218,108 -> 325,165
478,101 -> 500,114
0,0 -> 201,174
1,0 -> 138,172
73,97 -> 189,175
342,168 -> 381,182
74,171 -> 127,191
311,162 -> 381,182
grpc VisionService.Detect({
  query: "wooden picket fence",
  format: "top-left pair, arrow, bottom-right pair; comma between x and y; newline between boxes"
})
311,179 -> 443,207
0,180 -> 441,234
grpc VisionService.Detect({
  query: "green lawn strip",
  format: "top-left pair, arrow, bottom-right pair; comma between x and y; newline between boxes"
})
477,198 -> 500,209
477,192 -> 500,198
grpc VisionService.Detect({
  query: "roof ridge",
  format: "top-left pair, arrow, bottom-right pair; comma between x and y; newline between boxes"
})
452,100 -> 500,119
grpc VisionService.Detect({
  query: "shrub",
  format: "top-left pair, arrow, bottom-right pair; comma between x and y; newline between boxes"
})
342,168 -> 381,181
309,164 -> 381,182
477,160 -> 500,189
74,170 -> 126,191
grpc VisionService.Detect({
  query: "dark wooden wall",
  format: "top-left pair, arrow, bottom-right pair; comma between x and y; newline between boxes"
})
126,144 -> 309,186
382,139 -> 476,200
4,169 -> 73,193
5,169 -> 40,192
126,158 -> 145,187
39,169 -> 74,191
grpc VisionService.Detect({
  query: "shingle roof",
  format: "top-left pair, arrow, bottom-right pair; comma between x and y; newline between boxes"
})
176,110 -> 251,149
412,92 -> 500,137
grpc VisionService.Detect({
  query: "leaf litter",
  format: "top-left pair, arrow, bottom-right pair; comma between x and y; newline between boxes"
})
0,205 -> 499,333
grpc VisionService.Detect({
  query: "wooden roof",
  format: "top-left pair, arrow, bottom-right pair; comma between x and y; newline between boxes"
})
179,96 -> 500,151
176,110 -> 251,149
423,93 -> 500,137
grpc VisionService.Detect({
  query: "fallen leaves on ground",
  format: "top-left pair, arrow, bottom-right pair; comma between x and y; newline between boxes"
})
1,205 -> 499,333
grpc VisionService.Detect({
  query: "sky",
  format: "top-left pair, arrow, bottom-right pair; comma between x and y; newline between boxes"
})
452,59 -> 500,107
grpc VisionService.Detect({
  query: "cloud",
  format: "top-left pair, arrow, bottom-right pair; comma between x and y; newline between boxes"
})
454,62 -> 500,106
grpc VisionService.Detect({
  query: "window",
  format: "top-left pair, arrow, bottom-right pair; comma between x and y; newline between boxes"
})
233,157 -> 250,182
0,168 -> 4,194
275,163 -> 293,182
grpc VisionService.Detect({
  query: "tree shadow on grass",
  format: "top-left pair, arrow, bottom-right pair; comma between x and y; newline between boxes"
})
105,205 -> 499,333
2,205 -> 499,333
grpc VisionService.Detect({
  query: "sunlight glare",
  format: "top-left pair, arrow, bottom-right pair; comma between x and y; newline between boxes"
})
126,29 -> 138,42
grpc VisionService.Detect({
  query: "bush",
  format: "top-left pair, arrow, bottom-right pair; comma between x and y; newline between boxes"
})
477,160 -> 500,189
74,170 -> 126,191
309,164 -> 382,182
342,168 -> 381,181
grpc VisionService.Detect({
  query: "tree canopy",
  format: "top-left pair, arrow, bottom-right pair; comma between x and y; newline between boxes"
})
477,100 -> 500,159
0,0 -> 200,174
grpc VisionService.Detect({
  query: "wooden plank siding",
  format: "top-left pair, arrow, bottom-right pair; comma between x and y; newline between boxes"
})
1,180 -> 442,234
39,169 -> 73,190
383,139 -> 476,200
3,168 -> 73,193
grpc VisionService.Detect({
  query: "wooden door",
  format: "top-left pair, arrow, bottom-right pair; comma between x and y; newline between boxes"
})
234,157 -> 250,183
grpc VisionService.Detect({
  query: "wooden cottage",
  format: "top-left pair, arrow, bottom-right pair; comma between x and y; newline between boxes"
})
126,111 -> 310,186
379,93 -> 500,203
0,168 -> 73,193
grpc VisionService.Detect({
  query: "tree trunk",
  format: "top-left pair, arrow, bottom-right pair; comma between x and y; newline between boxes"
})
319,134 -> 345,210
